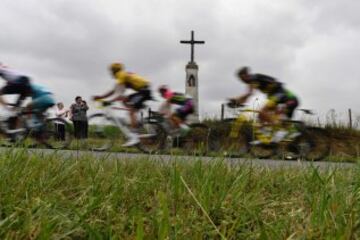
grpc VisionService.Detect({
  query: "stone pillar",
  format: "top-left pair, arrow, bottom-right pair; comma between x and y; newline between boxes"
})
185,62 -> 199,122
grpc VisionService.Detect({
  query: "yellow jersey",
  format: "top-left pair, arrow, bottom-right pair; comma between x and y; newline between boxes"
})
115,71 -> 149,91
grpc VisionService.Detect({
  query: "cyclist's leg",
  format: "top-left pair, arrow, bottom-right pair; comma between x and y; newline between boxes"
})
0,81 -> 31,130
171,112 -> 183,127
260,93 -> 288,143
122,89 -> 151,147
269,91 -> 300,142
282,93 -> 300,139
122,109 -> 141,146
273,91 -> 299,126
126,88 -> 150,129
27,94 -> 55,128
129,108 -> 138,129
171,100 -> 194,134
180,99 -> 194,121
283,91 -> 299,119
15,77 -> 32,107
28,94 -> 55,145
0,83 -> 19,106
260,97 -> 278,125
1,78 -> 32,107
125,93 -> 138,128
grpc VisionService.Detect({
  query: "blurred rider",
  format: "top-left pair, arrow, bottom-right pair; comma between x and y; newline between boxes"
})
93,62 -> 152,147
0,62 -> 32,108
230,66 -> 299,142
158,85 -> 194,135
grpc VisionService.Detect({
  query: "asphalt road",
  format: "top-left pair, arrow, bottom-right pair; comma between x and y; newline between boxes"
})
3,147 -> 356,170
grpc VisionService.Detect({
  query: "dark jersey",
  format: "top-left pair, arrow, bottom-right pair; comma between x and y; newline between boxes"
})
248,74 -> 283,95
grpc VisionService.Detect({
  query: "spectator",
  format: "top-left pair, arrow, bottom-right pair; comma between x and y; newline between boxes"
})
55,102 -> 69,141
70,96 -> 89,139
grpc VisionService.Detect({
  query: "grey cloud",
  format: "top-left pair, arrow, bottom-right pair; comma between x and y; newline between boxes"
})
0,0 -> 359,120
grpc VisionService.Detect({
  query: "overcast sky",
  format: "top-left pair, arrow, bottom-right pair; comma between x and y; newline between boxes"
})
1,0 -> 359,122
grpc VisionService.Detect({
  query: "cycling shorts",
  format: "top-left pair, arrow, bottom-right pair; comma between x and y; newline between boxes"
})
266,90 -> 299,118
126,87 -> 152,110
175,99 -> 194,120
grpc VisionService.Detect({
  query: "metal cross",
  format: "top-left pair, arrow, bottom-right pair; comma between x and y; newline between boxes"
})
180,30 -> 205,63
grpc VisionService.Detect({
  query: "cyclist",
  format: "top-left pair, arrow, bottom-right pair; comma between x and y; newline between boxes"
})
93,62 -> 152,147
15,83 -> 55,145
230,66 -> 299,142
0,63 -> 32,108
158,85 -> 194,135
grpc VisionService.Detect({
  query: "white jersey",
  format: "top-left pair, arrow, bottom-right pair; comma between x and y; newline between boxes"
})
0,65 -> 28,83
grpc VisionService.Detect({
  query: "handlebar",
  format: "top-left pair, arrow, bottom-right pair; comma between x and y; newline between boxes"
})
297,109 -> 314,115
226,100 -> 246,109
226,100 -> 315,115
92,99 -> 129,111
93,99 -> 112,106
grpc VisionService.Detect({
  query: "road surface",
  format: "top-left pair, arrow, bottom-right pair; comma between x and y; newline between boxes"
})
2,147 -> 356,170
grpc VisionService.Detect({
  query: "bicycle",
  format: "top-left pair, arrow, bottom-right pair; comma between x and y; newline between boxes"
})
87,100 -> 164,153
220,102 -> 330,161
0,107 -> 72,149
146,110 -> 213,155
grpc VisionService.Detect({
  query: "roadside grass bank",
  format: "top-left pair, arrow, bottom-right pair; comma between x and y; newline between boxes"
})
0,150 -> 359,239
1,116 -> 359,162
205,119 -> 360,162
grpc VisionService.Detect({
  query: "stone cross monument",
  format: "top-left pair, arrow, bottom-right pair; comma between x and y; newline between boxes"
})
180,30 -> 205,122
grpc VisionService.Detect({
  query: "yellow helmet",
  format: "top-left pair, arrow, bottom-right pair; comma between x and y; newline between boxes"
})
109,62 -> 124,73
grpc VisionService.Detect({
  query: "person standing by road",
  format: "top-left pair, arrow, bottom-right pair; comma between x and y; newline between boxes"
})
70,96 -> 89,139
55,102 -> 69,140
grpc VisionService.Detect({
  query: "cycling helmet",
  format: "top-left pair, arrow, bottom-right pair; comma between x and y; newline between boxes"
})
158,85 -> 172,98
237,66 -> 250,77
109,62 -> 124,73
158,85 -> 168,94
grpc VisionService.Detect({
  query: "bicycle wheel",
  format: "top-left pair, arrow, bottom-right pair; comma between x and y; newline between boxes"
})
248,128 -> 277,159
42,118 -> 73,149
181,123 -> 211,156
2,129 -> 29,148
291,127 -> 330,161
136,121 -> 166,154
87,113 -> 123,151
250,143 -> 277,159
6,116 -> 43,148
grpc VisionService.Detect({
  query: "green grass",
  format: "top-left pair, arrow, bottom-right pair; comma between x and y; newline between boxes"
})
0,149 -> 359,239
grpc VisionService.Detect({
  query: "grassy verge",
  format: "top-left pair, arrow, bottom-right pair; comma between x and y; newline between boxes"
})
206,119 -> 360,162
0,150 -> 359,239
1,118 -> 359,162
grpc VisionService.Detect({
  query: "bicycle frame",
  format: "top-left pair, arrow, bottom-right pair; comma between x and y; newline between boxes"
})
229,107 -> 285,144
0,109 -> 42,136
0,121 -> 26,136
93,101 -> 134,139
231,106 -> 316,142
229,108 -> 259,138
147,110 -> 187,138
